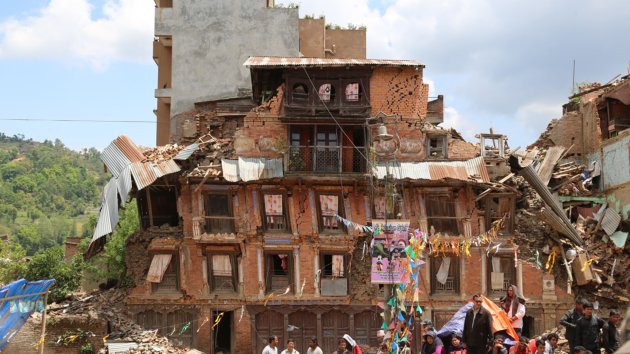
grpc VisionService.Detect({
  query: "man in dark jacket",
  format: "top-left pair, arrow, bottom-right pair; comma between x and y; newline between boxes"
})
560,298 -> 584,351
463,294 -> 493,354
602,309 -> 621,354
574,301 -> 605,354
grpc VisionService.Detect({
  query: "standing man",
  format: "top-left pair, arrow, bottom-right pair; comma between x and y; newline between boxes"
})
560,298 -> 585,352
463,294 -> 493,354
263,335 -> 279,354
602,309 -> 621,354
574,301 -> 605,354
306,336 -> 323,354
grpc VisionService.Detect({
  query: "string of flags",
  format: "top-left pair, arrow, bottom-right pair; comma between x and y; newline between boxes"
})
335,214 -> 373,233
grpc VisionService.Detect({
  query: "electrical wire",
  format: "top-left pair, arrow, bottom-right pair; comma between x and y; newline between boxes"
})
0,118 -> 155,123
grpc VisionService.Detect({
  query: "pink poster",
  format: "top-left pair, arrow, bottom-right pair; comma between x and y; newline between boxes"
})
371,220 -> 410,284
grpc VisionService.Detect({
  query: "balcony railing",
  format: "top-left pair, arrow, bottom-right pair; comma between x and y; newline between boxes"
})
288,145 -> 367,173
265,215 -> 287,231
434,277 -> 456,293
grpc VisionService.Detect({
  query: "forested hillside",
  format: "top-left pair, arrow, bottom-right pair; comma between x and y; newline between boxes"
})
0,133 -> 108,255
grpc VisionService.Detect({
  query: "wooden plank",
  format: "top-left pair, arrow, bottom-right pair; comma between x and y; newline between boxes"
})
538,146 -> 566,186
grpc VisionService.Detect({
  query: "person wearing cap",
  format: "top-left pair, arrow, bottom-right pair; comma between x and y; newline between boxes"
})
509,337 -> 531,354
306,336 -> 322,354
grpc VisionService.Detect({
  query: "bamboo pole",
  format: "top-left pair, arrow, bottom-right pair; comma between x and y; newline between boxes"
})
39,293 -> 49,354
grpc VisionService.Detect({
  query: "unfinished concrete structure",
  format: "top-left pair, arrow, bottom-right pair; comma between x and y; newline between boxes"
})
86,54 -> 577,353
153,0 -> 367,145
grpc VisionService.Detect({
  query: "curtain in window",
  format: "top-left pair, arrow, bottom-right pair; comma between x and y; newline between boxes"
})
346,83 -> 359,101
319,84 -> 331,101
332,255 -> 344,277
264,194 -> 283,216
212,255 -> 232,276
319,195 -> 339,227
147,254 -> 172,283
436,257 -> 451,285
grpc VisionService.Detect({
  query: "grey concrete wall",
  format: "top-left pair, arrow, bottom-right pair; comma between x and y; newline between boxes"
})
155,0 -> 299,137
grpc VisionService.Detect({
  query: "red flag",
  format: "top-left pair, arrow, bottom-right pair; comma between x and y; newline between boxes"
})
481,295 -> 519,340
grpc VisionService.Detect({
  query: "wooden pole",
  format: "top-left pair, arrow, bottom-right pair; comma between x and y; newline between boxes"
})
39,293 -> 49,354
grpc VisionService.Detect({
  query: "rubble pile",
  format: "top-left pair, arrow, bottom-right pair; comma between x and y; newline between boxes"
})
183,134 -> 234,178
47,289 -> 193,354
507,147 -> 630,308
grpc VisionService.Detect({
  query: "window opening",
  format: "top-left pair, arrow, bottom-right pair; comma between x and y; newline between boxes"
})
205,194 -> 234,233
345,83 -> 361,101
209,254 -> 238,293
427,135 -> 447,159
292,83 -> 309,101
487,255 -> 516,295
318,83 -> 336,102
430,256 -> 460,294
262,193 -> 288,231
425,194 -> 459,235
265,253 -> 292,293
318,194 -> 341,232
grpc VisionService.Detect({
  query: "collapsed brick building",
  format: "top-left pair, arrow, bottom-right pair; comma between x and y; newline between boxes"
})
86,55 -> 578,354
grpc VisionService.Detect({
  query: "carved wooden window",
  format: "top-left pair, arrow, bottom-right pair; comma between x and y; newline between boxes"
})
316,192 -> 345,233
430,256 -> 460,294
207,253 -> 238,293
487,255 -> 516,295
265,252 -> 293,294
425,193 -> 459,235
261,191 -> 289,232
345,82 -> 361,101
483,194 -> 515,235
318,83 -> 336,102
148,251 -> 179,294
204,193 -> 234,234
292,82 -> 309,102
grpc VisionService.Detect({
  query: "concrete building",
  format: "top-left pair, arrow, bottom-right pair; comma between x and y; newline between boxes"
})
153,0 -> 366,145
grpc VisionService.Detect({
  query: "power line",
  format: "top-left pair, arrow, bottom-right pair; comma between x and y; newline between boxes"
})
0,118 -> 155,123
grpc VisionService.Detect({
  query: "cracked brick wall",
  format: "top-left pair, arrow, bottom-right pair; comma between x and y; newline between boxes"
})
370,67 -> 427,119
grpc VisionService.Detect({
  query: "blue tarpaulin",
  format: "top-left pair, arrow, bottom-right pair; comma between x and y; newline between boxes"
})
437,302 -> 473,339
0,278 -> 55,350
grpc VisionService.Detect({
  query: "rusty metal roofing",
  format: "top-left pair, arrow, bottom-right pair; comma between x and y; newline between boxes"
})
90,136 -> 196,257
244,56 -> 423,68
373,157 -> 489,183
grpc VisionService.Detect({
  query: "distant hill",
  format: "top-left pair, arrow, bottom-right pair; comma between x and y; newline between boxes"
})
0,133 -> 109,255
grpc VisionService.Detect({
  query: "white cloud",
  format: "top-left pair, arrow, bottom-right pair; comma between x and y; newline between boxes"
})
0,0 -> 154,69
441,107 -> 481,142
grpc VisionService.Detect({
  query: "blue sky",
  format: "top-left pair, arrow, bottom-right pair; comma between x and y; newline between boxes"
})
2,0 -> 630,151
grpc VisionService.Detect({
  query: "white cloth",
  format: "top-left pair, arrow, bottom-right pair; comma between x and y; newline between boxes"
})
544,342 -> 556,354
507,302 -> 526,329
436,257 -> 451,285
263,345 -> 278,354
306,347 -> 323,354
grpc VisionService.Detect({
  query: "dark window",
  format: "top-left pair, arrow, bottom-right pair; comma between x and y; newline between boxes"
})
487,255 -> 516,295
425,194 -> 459,235
426,135 -> 447,159
320,253 -> 348,296
317,193 -> 344,233
207,253 -> 238,293
205,193 -> 234,233
265,252 -> 293,294
261,192 -> 289,232
292,83 -> 309,102
137,186 -> 179,229
430,256 -> 460,294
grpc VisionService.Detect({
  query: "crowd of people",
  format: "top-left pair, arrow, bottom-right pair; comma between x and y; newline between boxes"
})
260,286 -> 623,354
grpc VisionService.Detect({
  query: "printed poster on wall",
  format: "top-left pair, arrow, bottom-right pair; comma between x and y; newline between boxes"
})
371,219 -> 410,284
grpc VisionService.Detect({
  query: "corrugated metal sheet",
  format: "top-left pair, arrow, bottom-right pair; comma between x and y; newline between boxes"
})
373,157 -> 489,183
601,208 -> 621,236
90,136 -> 197,257
173,143 -> 199,160
107,341 -> 139,353
0,279 -> 56,350
244,56 -> 423,68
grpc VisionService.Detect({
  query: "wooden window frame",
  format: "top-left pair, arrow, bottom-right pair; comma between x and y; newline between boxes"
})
425,193 -> 459,235
206,251 -> 239,294
260,190 -> 290,233
315,191 -> 346,234
319,252 -> 348,279
149,250 -> 180,293
426,134 -> 448,159
204,192 -> 235,234
482,193 -> 515,235
486,254 -> 516,295
264,251 -> 294,294
429,256 -> 460,295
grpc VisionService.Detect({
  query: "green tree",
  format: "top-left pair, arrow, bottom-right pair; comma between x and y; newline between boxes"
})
24,246 -> 83,302
0,242 -> 27,285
